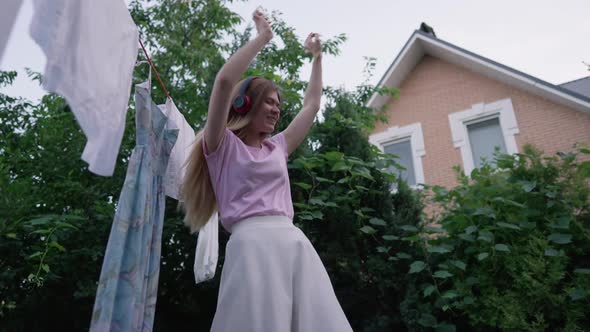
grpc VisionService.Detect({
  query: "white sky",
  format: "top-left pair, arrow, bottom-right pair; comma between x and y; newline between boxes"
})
1,0 -> 589,102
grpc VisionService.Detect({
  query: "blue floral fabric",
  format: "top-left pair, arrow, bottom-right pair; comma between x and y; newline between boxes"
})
90,82 -> 178,332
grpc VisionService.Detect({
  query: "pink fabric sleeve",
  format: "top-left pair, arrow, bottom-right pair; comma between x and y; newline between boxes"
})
203,128 -> 236,185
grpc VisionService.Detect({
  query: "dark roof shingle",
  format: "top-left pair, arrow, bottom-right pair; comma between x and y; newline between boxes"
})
560,76 -> 590,98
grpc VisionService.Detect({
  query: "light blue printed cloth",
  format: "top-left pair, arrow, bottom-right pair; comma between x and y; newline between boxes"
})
90,82 -> 178,332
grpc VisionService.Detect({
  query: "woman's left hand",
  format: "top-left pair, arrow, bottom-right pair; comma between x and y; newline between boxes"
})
304,32 -> 322,58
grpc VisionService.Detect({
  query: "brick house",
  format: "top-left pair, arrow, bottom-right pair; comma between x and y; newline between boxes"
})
367,25 -> 590,189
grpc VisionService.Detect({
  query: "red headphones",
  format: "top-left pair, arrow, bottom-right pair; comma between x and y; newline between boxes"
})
231,77 -> 258,114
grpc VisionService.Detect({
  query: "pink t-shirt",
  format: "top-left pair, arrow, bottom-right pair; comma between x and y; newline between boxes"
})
203,128 -> 294,232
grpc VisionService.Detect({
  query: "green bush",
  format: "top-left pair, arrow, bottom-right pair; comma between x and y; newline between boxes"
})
284,82 -> 425,331
400,146 -> 590,331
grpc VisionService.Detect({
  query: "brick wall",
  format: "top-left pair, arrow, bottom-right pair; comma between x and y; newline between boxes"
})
371,55 -> 590,189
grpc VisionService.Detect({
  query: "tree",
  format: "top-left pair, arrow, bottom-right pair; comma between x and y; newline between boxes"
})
1,1 -> 423,331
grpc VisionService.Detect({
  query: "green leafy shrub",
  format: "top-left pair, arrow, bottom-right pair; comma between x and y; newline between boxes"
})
400,146 -> 590,331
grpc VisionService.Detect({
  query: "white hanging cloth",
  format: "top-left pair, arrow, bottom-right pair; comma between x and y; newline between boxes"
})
0,0 -> 23,63
157,97 -> 195,200
156,97 -> 218,284
30,0 -> 138,176
194,211 -> 219,284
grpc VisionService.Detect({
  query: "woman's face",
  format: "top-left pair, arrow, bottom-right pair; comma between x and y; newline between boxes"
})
247,90 -> 281,135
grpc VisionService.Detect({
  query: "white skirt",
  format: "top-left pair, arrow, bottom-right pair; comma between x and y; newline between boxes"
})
210,216 -> 353,332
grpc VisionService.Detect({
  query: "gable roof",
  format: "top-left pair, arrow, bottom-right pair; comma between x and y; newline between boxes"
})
367,30 -> 590,114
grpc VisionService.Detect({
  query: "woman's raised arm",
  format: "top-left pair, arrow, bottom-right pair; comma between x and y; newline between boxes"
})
204,10 -> 273,153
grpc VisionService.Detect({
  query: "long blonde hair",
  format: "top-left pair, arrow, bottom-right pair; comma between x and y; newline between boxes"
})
179,77 -> 281,233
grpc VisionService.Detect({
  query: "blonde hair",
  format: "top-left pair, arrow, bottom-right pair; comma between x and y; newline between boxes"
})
179,77 -> 281,233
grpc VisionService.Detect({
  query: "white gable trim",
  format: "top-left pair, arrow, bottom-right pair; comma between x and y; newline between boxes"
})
368,122 -> 426,185
367,33 -> 422,110
448,98 -> 519,174
368,32 -> 590,114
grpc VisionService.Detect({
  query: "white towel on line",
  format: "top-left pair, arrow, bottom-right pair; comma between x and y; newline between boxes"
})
30,0 -> 138,176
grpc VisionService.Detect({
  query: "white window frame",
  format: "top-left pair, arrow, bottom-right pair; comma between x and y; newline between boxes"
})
369,123 -> 426,188
448,98 -> 519,175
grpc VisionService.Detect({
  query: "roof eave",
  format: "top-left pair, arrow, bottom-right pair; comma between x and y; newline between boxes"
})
367,30 -> 590,114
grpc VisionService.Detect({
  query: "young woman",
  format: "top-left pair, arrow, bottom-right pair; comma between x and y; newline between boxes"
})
181,9 -> 353,332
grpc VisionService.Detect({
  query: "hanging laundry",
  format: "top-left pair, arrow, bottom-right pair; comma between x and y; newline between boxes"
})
158,98 -> 195,200
30,0 -> 138,176
0,0 -> 22,63
194,211 -> 219,283
89,81 -> 177,332
155,98 -> 219,284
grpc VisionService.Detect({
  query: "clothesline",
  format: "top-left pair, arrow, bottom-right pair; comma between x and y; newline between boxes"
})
139,33 -> 221,287
23,2 -> 218,329
138,35 -> 218,286
139,37 -> 170,99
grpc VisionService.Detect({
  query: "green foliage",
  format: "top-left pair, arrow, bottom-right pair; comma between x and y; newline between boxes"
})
129,0 -> 242,126
286,77 -> 421,330
3,1 -> 589,329
0,69 -> 131,329
401,146 -> 590,331
0,1 -> 419,331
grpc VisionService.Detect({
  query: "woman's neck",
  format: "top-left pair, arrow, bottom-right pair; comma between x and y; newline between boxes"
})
242,131 -> 266,148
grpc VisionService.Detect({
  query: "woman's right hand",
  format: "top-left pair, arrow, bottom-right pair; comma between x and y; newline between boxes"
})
253,9 -> 273,42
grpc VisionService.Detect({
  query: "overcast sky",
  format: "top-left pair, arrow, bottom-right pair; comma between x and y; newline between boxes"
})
1,0 -> 589,102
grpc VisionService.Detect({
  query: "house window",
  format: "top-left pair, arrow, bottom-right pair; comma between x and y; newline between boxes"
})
369,123 -> 425,188
383,139 -> 416,186
449,98 -> 519,174
466,117 -> 507,168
